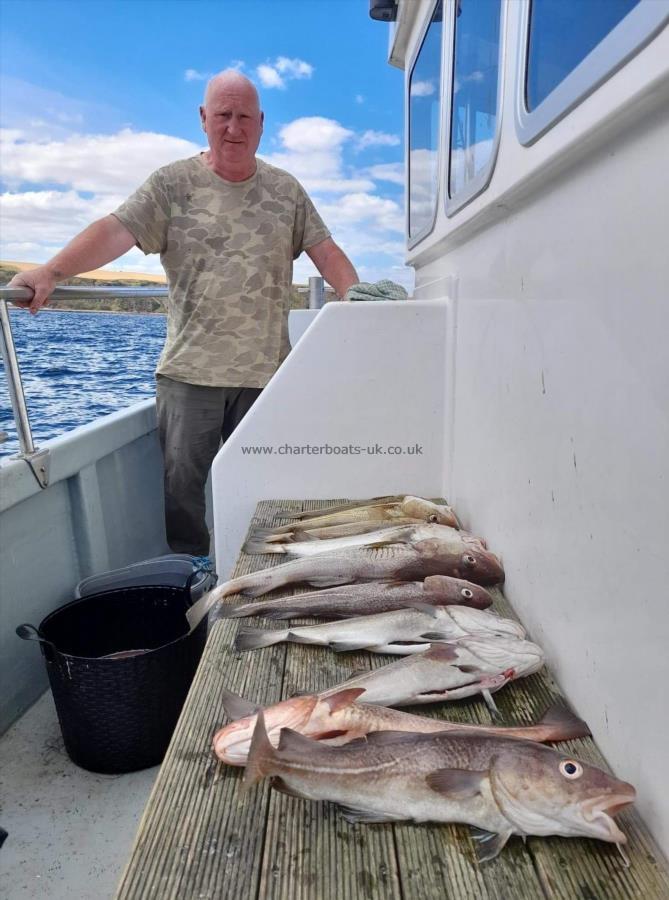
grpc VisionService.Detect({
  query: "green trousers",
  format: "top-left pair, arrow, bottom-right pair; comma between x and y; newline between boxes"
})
156,374 -> 261,556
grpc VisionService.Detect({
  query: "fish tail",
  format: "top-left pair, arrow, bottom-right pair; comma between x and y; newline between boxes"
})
234,627 -> 287,651
243,538 -> 286,555
247,527 -> 292,544
242,711 -> 276,791
210,573 -> 267,599
218,603 -> 253,619
537,701 -> 591,741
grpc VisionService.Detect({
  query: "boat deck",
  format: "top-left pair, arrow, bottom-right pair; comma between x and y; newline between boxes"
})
116,501 -> 669,900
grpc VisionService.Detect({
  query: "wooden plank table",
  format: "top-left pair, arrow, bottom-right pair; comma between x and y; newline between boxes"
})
116,500 -> 669,900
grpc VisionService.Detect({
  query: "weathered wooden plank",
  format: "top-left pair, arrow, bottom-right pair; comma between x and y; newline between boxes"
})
253,500 -> 403,900
117,500 -> 669,900
115,501 -> 296,900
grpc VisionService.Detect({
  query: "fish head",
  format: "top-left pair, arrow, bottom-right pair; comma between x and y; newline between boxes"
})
457,636 -> 545,678
443,607 -> 525,640
423,576 -> 494,609
490,741 -> 636,844
213,694 -> 319,765
459,547 -> 505,585
401,497 -> 459,528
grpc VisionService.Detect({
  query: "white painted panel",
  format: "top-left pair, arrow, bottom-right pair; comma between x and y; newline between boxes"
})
427,92 -> 669,855
211,301 -> 448,579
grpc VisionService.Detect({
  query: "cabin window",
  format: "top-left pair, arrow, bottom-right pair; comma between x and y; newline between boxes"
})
526,0 -> 639,110
447,0 -> 502,205
517,0 -> 669,145
408,0 -> 443,242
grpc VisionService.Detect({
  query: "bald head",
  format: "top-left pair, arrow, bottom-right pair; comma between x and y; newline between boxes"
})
199,69 -> 264,180
203,70 -> 260,112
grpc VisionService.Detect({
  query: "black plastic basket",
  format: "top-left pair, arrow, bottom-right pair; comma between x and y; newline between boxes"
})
17,582 -> 208,774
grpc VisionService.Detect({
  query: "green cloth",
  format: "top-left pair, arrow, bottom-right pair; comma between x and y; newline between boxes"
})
344,279 -> 408,302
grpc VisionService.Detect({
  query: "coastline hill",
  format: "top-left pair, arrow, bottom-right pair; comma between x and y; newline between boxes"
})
1,261 -> 310,313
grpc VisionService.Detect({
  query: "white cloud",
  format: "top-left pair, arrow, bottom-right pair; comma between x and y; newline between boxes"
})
316,192 -> 404,235
357,130 -> 401,150
355,94 -> 365,104
184,68 -> 210,82
1,128 -> 202,194
275,57 -> 313,79
367,162 -> 404,185
256,56 -> 313,90
410,80 -> 436,97
260,117 -> 373,193
280,117 -> 352,152
256,64 -> 285,89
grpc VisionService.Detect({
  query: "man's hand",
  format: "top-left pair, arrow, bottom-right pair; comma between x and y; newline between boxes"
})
6,215 -> 137,315
7,266 -> 59,315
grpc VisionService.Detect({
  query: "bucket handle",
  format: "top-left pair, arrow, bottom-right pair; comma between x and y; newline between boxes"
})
16,623 -> 56,655
185,565 -> 217,595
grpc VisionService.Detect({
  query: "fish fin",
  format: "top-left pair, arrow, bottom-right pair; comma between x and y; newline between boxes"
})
537,700 -> 591,741
261,608 -> 306,620
277,727 -> 321,753
470,828 -> 513,863
306,576 -> 352,587
291,530 -> 321,542
322,688 -> 367,712
269,776 -> 313,800
424,643 -> 459,662
220,688 -> 259,720
363,730 -> 424,746
314,730 -> 349,741
242,711 -> 275,791
330,640 -> 374,653
426,768 -> 486,799
364,537 -> 406,549
272,508 -> 305,519
243,539 -> 285,555
411,602 -> 440,617
234,628 -> 286,652
482,689 -> 500,717
339,804 -> 408,824
217,603 -> 253,619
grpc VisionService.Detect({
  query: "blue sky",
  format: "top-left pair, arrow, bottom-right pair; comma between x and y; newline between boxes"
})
0,0 -> 412,289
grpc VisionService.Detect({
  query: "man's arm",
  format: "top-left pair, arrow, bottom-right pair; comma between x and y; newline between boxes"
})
7,215 -> 138,315
306,237 -> 359,300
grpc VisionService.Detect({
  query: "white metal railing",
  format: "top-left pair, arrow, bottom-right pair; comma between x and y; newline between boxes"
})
0,284 -> 168,487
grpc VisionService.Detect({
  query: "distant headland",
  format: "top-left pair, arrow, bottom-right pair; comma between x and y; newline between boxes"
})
1,261 -> 313,313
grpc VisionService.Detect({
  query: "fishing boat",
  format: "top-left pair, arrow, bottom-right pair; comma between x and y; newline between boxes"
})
1,1 -> 668,896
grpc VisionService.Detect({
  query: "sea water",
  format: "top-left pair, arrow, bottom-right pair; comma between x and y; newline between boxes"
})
0,309 -> 166,458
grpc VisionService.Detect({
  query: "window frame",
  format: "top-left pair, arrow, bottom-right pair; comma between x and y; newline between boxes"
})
406,0 -> 444,250
515,0 -> 669,147
444,0 -> 507,218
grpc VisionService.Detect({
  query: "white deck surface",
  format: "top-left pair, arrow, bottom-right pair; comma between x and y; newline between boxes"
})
0,691 -> 157,899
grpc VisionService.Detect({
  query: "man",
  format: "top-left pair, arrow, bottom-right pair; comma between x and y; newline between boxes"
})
9,71 -> 360,556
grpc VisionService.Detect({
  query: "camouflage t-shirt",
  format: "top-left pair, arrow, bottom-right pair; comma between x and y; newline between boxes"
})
112,156 -> 330,387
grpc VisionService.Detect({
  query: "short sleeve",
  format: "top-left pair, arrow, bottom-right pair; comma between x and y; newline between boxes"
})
112,169 -> 171,255
292,184 -> 331,259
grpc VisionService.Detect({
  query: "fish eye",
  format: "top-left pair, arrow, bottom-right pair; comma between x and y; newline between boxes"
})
461,588 -> 473,598
464,554 -> 476,565
559,759 -> 583,780
428,514 -> 438,523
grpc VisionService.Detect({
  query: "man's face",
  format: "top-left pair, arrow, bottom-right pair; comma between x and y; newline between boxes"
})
200,83 -> 264,169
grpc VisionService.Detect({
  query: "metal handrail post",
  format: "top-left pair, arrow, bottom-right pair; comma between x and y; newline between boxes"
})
0,283 -> 168,488
308,276 -> 325,309
0,298 -> 36,455
0,298 -> 51,486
